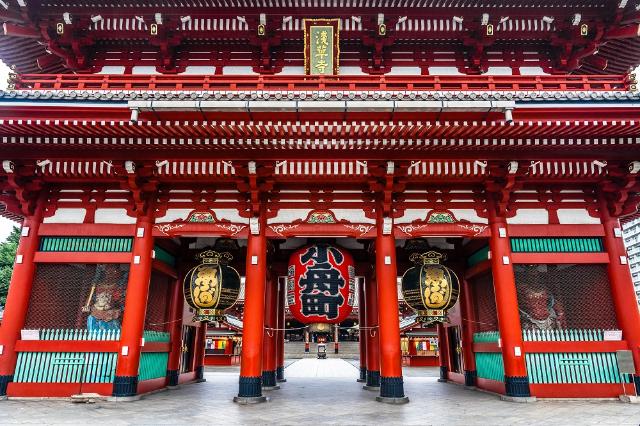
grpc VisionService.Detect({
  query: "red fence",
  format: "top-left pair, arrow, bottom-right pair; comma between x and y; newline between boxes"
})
11,73 -> 632,92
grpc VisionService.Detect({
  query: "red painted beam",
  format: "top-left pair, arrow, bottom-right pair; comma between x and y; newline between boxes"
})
473,342 -> 501,353
141,342 -> 171,353
508,224 -> 605,237
511,252 -> 609,264
605,24 -> 640,40
2,23 -> 40,38
15,340 -> 119,352
530,383 -> 636,398
476,378 -> 506,395
33,252 -> 132,263
523,340 -> 629,353
7,382 -> 112,397
38,223 -> 136,236
137,377 -> 167,394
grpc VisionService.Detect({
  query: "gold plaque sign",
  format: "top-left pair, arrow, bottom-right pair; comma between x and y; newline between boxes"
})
304,19 -> 340,75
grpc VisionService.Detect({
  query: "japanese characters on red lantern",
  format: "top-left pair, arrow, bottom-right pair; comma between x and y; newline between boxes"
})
287,244 -> 355,324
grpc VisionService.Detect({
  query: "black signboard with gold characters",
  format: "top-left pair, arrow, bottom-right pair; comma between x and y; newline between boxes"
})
183,250 -> 241,322
401,251 -> 460,325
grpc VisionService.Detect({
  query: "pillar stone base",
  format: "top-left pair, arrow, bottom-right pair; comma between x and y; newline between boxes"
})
276,366 -> 286,382
166,369 -> 179,387
505,376 -> 531,398
233,396 -> 268,404
0,375 -> 13,396
366,369 -> 380,388
438,366 -> 448,382
379,376 -> 406,399
464,370 -> 477,387
195,366 -> 206,382
376,396 -> 410,404
357,366 -> 367,383
261,370 -> 279,390
237,376 -> 263,399
113,376 -> 139,397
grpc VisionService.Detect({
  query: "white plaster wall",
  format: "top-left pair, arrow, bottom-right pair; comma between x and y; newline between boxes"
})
184,66 -> 216,74
43,208 -> 86,224
450,209 -> 487,224
268,209 -> 311,224
427,67 -> 463,75
557,209 -> 601,225
156,208 -> 193,222
332,209 -> 375,224
338,66 -> 366,75
485,67 -> 512,75
394,209 -> 429,224
387,66 -> 422,75
131,66 -> 160,75
94,209 -> 137,224
519,66 -> 548,75
223,66 -> 256,75
506,209 -> 549,224
279,66 -> 305,74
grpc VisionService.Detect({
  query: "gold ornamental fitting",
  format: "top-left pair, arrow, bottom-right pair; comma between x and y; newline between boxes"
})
197,250 -> 232,265
409,250 -> 446,265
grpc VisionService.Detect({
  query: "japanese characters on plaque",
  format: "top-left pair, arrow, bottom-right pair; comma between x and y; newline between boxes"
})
287,244 -> 354,324
304,19 -> 340,75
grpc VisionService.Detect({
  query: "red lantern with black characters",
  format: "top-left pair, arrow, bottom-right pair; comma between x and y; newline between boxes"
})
287,244 -> 355,324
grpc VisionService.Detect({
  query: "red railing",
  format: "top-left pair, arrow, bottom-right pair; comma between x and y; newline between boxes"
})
11,73 -> 632,92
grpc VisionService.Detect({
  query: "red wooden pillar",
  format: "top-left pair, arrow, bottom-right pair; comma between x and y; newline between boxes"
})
276,276 -> 286,383
261,274 -> 279,390
488,203 -> 530,398
166,274 -> 185,387
234,213 -> 267,404
437,323 -> 450,382
334,324 -> 339,354
374,212 -> 409,403
357,276 -> 367,382
363,273 -> 380,389
304,329 -> 310,353
0,207 -> 43,396
193,322 -> 207,382
600,200 -> 640,394
113,215 -> 154,397
460,279 -> 477,387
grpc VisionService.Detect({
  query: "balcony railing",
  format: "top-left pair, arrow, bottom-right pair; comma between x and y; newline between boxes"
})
9,73 -> 632,92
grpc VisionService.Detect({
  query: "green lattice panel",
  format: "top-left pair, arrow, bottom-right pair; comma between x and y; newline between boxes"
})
475,352 -> 504,382
510,237 -> 604,253
154,245 -> 176,267
14,351 -> 117,383
467,246 -> 490,267
526,352 -> 631,384
39,237 -> 133,252
138,352 -> 169,381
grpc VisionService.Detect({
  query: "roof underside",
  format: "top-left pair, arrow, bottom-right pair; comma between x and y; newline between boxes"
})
1,1 -> 639,75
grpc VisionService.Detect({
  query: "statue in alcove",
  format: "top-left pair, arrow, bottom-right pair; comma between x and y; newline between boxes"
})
516,265 -> 567,331
82,264 -> 127,331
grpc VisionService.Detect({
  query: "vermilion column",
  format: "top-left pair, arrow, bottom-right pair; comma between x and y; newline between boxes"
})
193,322 -> 207,382
488,202 -> 530,397
166,274 -> 185,387
374,212 -> 409,403
357,277 -> 367,383
437,323 -> 450,382
363,274 -> 380,389
234,213 -> 267,404
600,200 -> 640,394
113,215 -> 155,397
334,325 -> 339,354
261,274 -> 279,390
460,279 -> 477,386
0,207 -> 43,397
276,277 -> 286,382
304,329 -> 310,353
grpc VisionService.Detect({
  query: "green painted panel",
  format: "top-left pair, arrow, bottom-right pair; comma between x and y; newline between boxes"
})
473,331 -> 500,343
510,237 -> 603,253
143,330 -> 170,343
39,237 -> 133,252
138,352 -> 169,381
522,328 -> 604,341
14,352 -> 117,383
467,246 -> 490,267
154,245 -> 176,267
475,352 -> 504,382
526,352 -> 631,384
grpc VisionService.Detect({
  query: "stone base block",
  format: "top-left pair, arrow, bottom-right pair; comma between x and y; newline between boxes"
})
233,396 -> 268,404
376,396 -> 410,404
500,395 -> 537,403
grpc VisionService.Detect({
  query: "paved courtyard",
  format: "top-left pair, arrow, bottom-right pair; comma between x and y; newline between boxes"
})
2,359 -> 640,425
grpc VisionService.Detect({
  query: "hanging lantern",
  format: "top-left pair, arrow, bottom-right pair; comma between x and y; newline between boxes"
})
401,251 -> 459,324
183,250 -> 241,322
287,244 -> 355,324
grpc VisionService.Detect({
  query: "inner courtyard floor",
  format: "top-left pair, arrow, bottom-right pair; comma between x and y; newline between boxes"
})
2,359 -> 640,425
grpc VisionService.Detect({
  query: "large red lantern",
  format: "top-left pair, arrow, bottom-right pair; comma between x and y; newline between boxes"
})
287,244 -> 355,324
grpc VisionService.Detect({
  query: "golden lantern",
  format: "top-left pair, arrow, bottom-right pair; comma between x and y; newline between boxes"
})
401,251 -> 459,324
183,250 -> 241,322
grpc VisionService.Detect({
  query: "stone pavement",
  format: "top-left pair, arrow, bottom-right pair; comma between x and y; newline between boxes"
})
1,358 -> 640,425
